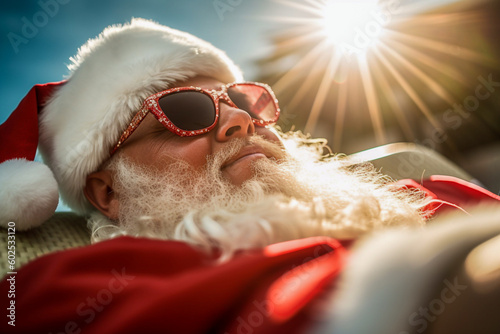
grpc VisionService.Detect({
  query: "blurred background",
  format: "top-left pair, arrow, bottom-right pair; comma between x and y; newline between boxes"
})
1,0 -> 499,197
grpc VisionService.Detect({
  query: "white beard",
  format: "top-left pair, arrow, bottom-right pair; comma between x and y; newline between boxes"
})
88,133 -> 428,259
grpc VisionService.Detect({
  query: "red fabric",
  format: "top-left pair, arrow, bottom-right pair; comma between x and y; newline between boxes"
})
396,175 -> 500,217
0,236 -> 347,334
2,176 -> 499,333
423,175 -> 500,205
0,81 -> 64,162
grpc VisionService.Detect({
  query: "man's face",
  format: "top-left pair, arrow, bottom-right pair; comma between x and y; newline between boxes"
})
88,76 -> 425,247
115,76 -> 283,185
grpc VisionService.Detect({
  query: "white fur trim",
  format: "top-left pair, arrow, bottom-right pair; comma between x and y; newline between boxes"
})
314,206 -> 500,334
39,18 -> 243,213
0,159 -> 59,230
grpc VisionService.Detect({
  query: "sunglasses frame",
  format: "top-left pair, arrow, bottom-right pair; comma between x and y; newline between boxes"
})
110,82 -> 280,155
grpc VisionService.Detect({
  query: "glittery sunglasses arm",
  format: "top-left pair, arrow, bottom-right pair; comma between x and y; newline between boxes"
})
109,107 -> 149,156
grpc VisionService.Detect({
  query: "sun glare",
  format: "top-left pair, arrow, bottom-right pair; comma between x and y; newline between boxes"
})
322,0 -> 381,50
262,0 -> 498,152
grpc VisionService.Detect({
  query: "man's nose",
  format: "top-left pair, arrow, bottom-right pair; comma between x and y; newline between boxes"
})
215,102 -> 255,141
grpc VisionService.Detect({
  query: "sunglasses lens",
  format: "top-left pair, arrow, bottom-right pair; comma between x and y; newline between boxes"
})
158,91 -> 216,131
228,84 -> 278,123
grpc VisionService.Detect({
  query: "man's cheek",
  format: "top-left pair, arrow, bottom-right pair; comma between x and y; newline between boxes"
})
257,127 -> 282,146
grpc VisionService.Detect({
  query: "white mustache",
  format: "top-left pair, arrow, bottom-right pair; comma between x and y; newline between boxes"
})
209,135 -> 287,173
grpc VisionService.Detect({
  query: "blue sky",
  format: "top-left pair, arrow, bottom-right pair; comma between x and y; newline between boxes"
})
0,0 -> 288,123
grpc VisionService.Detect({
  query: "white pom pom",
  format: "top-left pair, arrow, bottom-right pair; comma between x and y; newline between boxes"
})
0,159 -> 59,230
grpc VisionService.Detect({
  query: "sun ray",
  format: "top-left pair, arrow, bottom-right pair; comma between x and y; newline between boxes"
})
304,52 -> 342,134
386,30 -> 498,67
399,0 -> 488,17
369,57 -> 416,141
272,0 -> 324,17
271,28 -> 325,57
398,0 -> 455,17
272,41 -> 329,95
286,56 -> 329,114
358,56 -> 386,144
373,47 -> 441,130
259,0 -> 499,156
391,10 -> 482,27
377,41 -> 456,106
383,37 -> 470,85
254,15 -> 319,26
333,79 -> 348,152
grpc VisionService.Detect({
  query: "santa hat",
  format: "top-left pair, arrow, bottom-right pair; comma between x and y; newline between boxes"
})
0,18 -> 243,230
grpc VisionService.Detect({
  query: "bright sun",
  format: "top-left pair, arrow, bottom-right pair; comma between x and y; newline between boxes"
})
263,0 -> 495,152
322,0 -> 383,53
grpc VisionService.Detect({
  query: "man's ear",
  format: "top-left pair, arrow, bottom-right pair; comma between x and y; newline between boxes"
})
84,170 -> 119,220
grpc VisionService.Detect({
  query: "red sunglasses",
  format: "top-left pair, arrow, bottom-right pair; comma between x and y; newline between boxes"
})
110,82 -> 280,155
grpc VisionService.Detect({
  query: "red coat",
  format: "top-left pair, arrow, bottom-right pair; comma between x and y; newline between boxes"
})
2,236 -> 348,334
1,176 -> 499,334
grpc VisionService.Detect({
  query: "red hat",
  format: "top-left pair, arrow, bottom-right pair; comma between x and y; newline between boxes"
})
0,82 -> 65,230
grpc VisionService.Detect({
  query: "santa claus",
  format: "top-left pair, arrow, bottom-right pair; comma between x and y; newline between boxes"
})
0,18 -> 499,334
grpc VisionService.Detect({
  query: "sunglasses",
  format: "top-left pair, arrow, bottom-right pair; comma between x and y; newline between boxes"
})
110,82 -> 280,155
